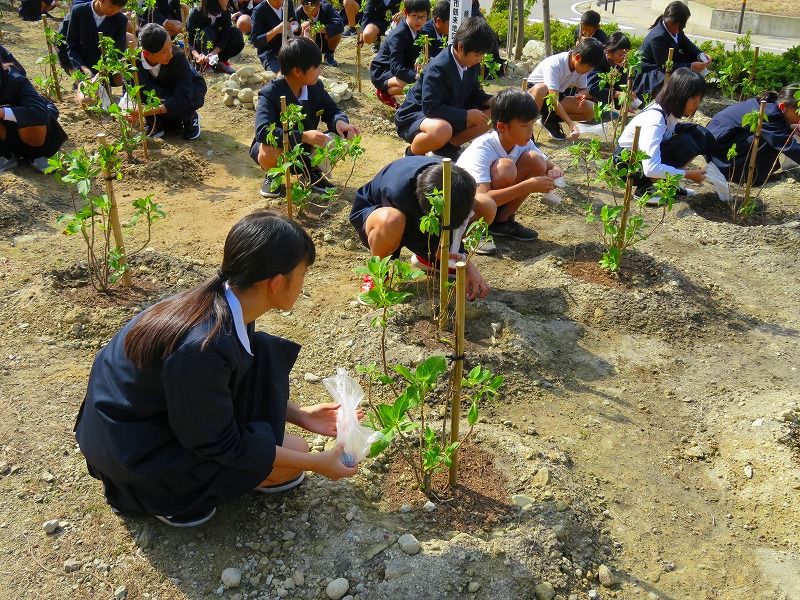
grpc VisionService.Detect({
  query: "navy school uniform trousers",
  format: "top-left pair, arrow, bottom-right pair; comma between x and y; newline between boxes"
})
706,98 -> 800,186
395,47 -> 491,145
370,19 -> 420,92
633,19 -> 702,98
294,2 -> 344,55
249,77 -> 349,165
587,54 -> 629,107
0,66 -> 67,160
186,8 -> 245,62
75,310 -> 300,516
137,0 -> 183,28
360,0 -> 402,38
350,155 -> 443,260
135,49 -> 207,123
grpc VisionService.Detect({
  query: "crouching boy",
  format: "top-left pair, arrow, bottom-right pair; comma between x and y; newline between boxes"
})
349,156 -> 491,302
250,37 -> 360,198
456,87 -> 563,242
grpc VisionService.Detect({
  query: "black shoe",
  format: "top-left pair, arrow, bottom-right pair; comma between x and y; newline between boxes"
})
433,143 -> 462,161
155,507 -> 216,528
145,116 -> 164,139
324,53 -> 339,67
181,112 -> 201,140
370,41 -> 380,53
539,117 -> 566,140
343,27 -> 358,38
404,146 -> 415,157
634,183 -> 661,206
213,61 -> 235,75
488,216 -> 538,241
308,169 -> 336,193
260,173 -> 285,198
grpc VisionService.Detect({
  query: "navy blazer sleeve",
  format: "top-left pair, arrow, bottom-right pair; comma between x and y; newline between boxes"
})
587,57 -> 615,105
0,69 -> 51,128
311,80 -> 349,133
419,52 -> 467,131
390,26 -> 419,84
66,4 -> 129,73
137,51 -> 202,116
319,2 -> 344,37
250,1 -> 292,52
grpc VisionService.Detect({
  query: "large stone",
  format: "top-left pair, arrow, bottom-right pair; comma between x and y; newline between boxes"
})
224,95 -> 235,107
221,567 -> 242,589
238,88 -> 255,103
325,577 -> 349,599
263,70 -> 277,82
330,82 -> 351,100
522,40 -> 546,63
598,564 -> 616,588
228,73 -> 241,86
237,65 -> 256,77
534,582 -> 556,600
397,533 -> 421,555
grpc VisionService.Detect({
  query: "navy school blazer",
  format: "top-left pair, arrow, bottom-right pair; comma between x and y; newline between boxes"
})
370,19 -> 421,89
634,19 -> 702,96
63,1 -> 129,73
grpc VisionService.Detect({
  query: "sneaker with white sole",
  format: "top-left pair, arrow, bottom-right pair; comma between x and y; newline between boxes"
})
410,254 -> 456,278
473,238 -> 497,255
145,116 -> 165,139
29,156 -> 51,173
182,112 -> 201,140
634,183 -> 661,206
155,506 -> 216,527
0,154 -> 18,174
255,472 -> 305,493
488,216 -> 538,241
260,173 -> 285,198
539,117 -> 566,140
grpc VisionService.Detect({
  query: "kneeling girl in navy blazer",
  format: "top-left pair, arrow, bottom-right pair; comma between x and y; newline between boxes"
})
75,211 -> 358,527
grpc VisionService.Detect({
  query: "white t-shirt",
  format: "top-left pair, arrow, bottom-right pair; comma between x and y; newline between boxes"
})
456,130 -> 545,185
527,51 -> 587,92
618,102 -> 684,179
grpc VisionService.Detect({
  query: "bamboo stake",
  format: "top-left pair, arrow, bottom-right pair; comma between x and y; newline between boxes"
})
183,26 -> 191,60
129,56 -> 149,160
42,15 -> 62,101
438,158 -> 452,332
616,126 -> 641,256
448,260 -> 466,486
97,133 -> 132,288
521,77 -> 526,90
742,100 -> 767,208
664,47 -> 674,86
749,47 -> 759,88
356,27 -> 362,93
280,95 -> 293,219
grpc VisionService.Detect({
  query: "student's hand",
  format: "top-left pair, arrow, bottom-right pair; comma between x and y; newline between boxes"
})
301,20 -> 312,35
316,444 -> 360,480
392,11 -> 403,23
126,106 -> 142,124
336,121 -> 361,140
302,129 -> 331,146
568,124 -> 580,139
684,168 -> 706,183
690,61 -> 708,73
465,262 -> 490,301
466,109 -> 490,127
299,402 -> 359,437
528,176 -> 555,193
575,94 -> 586,107
546,167 -> 563,179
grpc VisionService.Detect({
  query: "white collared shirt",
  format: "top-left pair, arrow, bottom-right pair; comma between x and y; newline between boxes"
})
450,46 -> 467,79
618,102 -> 685,179
456,130 -> 545,185
527,51 -> 587,91
141,56 -> 161,78
1,107 -> 16,122
92,3 -> 106,26
271,2 -> 283,19
297,85 -> 308,102
223,284 -> 253,356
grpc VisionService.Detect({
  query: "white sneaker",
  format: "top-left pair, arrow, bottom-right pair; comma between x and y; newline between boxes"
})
0,154 -> 18,174
29,156 -> 51,173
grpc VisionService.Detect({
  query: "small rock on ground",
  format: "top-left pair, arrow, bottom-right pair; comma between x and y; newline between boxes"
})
397,533 -> 421,555
42,519 -> 59,534
326,577 -> 349,599
221,567 -> 242,588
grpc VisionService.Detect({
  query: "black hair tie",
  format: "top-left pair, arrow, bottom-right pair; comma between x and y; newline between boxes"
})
216,270 -> 228,283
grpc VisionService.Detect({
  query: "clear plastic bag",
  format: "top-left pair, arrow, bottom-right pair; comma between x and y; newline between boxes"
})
542,176 -> 566,206
704,161 -> 731,202
323,368 -> 380,466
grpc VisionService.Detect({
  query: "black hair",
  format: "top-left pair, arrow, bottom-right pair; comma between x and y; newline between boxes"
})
432,0 -> 449,22
301,0 -> 321,4
139,23 -> 170,54
200,0 -> 224,15
655,67 -> 705,117
759,83 -> 800,108
606,31 -> 631,52
416,163 -> 476,230
452,17 -> 496,55
651,1 -> 691,30
108,0 -> 128,7
572,37 -> 605,68
580,10 -> 601,27
125,211 -> 315,371
404,0 -> 431,14
279,37 -> 322,74
491,87 -> 539,128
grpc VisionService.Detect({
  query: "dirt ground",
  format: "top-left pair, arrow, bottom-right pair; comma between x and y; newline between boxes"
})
1,7 -> 800,600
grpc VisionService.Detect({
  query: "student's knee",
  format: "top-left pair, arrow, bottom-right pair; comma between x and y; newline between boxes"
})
365,207 -> 405,254
282,433 -> 309,454
422,119 -> 452,144
327,33 -> 342,51
472,192 -> 497,224
236,15 -> 252,34
490,157 -> 517,188
529,84 -> 547,107
362,25 -> 379,44
126,32 -> 137,50
164,19 -> 183,37
518,150 -> 547,177
19,125 -> 47,148
257,143 -> 281,171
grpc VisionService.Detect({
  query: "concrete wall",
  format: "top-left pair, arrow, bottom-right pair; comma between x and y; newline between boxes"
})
651,0 -> 800,37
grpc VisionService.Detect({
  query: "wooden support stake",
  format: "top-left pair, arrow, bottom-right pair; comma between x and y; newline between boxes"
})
438,158 -> 452,332
742,100 -> 767,207
280,95 -> 293,219
129,57 -> 149,161
42,15 -> 62,101
183,26 -> 191,60
356,27 -> 362,93
97,133 -> 132,288
448,260 -> 466,487
98,32 -> 112,100
750,47 -> 759,85
616,126 -> 641,256
664,47 -> 674,85
521,77 -> 526,90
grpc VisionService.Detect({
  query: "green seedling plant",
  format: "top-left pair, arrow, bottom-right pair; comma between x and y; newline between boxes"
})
48,146 -> 166,291
413,33 -> 430,73
536,91 -> 559,143
478,54 -> 500,84
726,109 -> 773,222
568,137 -> 602,200
588,150 -> 680,271
35,24 -> 65,102
264,103 -> 364,213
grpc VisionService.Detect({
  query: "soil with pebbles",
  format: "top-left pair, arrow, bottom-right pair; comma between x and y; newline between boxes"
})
2,8 -> 800,600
